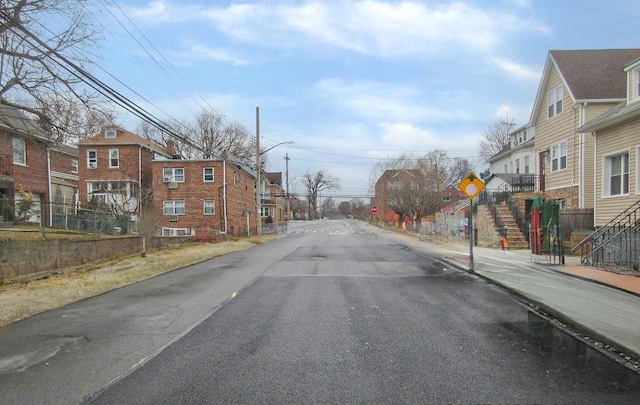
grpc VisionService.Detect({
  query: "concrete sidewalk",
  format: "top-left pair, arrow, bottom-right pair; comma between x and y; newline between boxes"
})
423,238 -> 640,366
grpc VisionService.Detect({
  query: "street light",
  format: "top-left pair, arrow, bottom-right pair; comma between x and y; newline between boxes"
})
255,109 -> 292,236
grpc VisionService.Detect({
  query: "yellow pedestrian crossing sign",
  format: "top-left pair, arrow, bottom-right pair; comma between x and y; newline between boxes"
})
458,172 -> 485,199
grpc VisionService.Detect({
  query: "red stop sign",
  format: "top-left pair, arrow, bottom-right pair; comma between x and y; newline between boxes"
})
371,206 -> 378,214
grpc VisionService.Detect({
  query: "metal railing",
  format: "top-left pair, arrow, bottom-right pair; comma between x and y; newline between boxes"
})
572,199 -> 640,268
587,221 -> 640,269
481,191 -> 507,238
0,198 -> 133,235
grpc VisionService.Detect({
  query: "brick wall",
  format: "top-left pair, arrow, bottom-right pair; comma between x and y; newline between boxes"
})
78,144 -> 150,205
0,236 -> 196,283
152,159 -> 256,237
0,237 -> 141,282
50,149 -> 76,175
543,186 -> 579,209
12,135 -> 49,198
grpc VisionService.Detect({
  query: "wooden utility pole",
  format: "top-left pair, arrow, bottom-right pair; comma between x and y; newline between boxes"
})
255,107 -> 261,235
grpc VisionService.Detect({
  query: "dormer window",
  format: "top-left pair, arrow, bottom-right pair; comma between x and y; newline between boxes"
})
105,129 -> 117,138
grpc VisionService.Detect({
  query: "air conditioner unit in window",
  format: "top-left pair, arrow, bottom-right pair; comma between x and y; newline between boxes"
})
168,215 -> 179,222
168,182 -> 178,189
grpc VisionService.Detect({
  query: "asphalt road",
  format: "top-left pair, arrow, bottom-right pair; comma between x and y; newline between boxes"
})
2,219 -> 640,404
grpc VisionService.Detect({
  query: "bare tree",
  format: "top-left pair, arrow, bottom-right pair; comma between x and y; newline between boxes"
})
36,96 -> 116,144
192,109 -> 263,166
0,1 -> 106,133
349,198 -> 367,220
478,118 -> 515,163
301,171 -> 340,220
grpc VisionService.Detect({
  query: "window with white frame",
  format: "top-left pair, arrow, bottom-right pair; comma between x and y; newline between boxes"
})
109,149 -> 119,168
12,137 -> 26,164
261,206 -> 270,217
233,171 -> 238,186
163,200 -> 185,215
204,200 -> 215,215
163,168 -> 184,182
551,141 -> 567,172
87,149 -> 97,168
515,159 -> 520,174
161,227 -> 189,236
104,129 -> 117,138
547,85 -> 563,118
604,151 -> 629,196
71,159 -> 78,174
503,164 -> 507,173
203,167 -> 214,182
524,156 -> 530,174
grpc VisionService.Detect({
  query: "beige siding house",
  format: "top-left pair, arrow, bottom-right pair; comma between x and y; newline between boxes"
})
578,56 -> 640,227
530,49 -> 640,214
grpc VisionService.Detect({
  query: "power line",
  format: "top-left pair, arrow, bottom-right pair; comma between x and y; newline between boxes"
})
0,9 -> 205,151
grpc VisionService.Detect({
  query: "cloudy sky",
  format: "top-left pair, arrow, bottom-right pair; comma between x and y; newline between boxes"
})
92,0 -> 640,200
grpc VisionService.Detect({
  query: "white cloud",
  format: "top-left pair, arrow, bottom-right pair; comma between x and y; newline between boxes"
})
315,78 -> 470,122
127,1 -> 549,58
187,44 -> 249,66
487,56 -> 539,81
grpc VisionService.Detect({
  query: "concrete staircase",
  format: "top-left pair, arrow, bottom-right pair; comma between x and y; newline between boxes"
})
494,203 -> 529,249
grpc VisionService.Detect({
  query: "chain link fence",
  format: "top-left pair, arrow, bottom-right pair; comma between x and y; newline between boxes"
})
0,198 -> 133,235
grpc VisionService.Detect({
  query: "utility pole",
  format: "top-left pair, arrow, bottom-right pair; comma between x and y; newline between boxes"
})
255,107 -> 261,235
285,153 -> 290,219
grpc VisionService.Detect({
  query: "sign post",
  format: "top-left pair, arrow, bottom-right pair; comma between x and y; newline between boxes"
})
457,172 -> 485,272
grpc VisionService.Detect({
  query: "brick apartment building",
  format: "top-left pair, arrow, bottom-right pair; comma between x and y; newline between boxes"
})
49,143 -> 79,213
0,104 -> 53,223
77,125 -> 172,214
261,172 -> 285,223
372,169 -> 464,226
152,152 -> 257,238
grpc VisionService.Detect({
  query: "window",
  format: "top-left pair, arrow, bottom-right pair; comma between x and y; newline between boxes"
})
104,129 -> 117,138
524,156 -> 530,174
163,168 -> 185,182
204,200 -> 215,215
261,207 -> 270,217
87,149 -> 97,168
547,85 -> 563,118
551,141 -> 567,172
233,171 -> 238,186
71,159 -> 78,174
163,200 -> 185,215
109,149 -> 119,168
515,159 -> 520,174
203,167 -> 214,182
161,228 -> 189,236
604,152 -> 629,196
442,195 -> 450,202
12,137 -> 26,164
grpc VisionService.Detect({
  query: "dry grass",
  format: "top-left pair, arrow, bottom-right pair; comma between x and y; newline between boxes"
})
0,234 -> 277,327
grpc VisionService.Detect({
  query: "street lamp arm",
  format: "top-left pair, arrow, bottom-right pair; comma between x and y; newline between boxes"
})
261,141 -> 293,155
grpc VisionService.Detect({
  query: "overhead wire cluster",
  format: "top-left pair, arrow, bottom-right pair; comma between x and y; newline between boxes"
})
0,5 -> 205,151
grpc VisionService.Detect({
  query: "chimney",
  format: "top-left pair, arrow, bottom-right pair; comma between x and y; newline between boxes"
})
166,140 -> 176,158
221,150 -> 228,160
